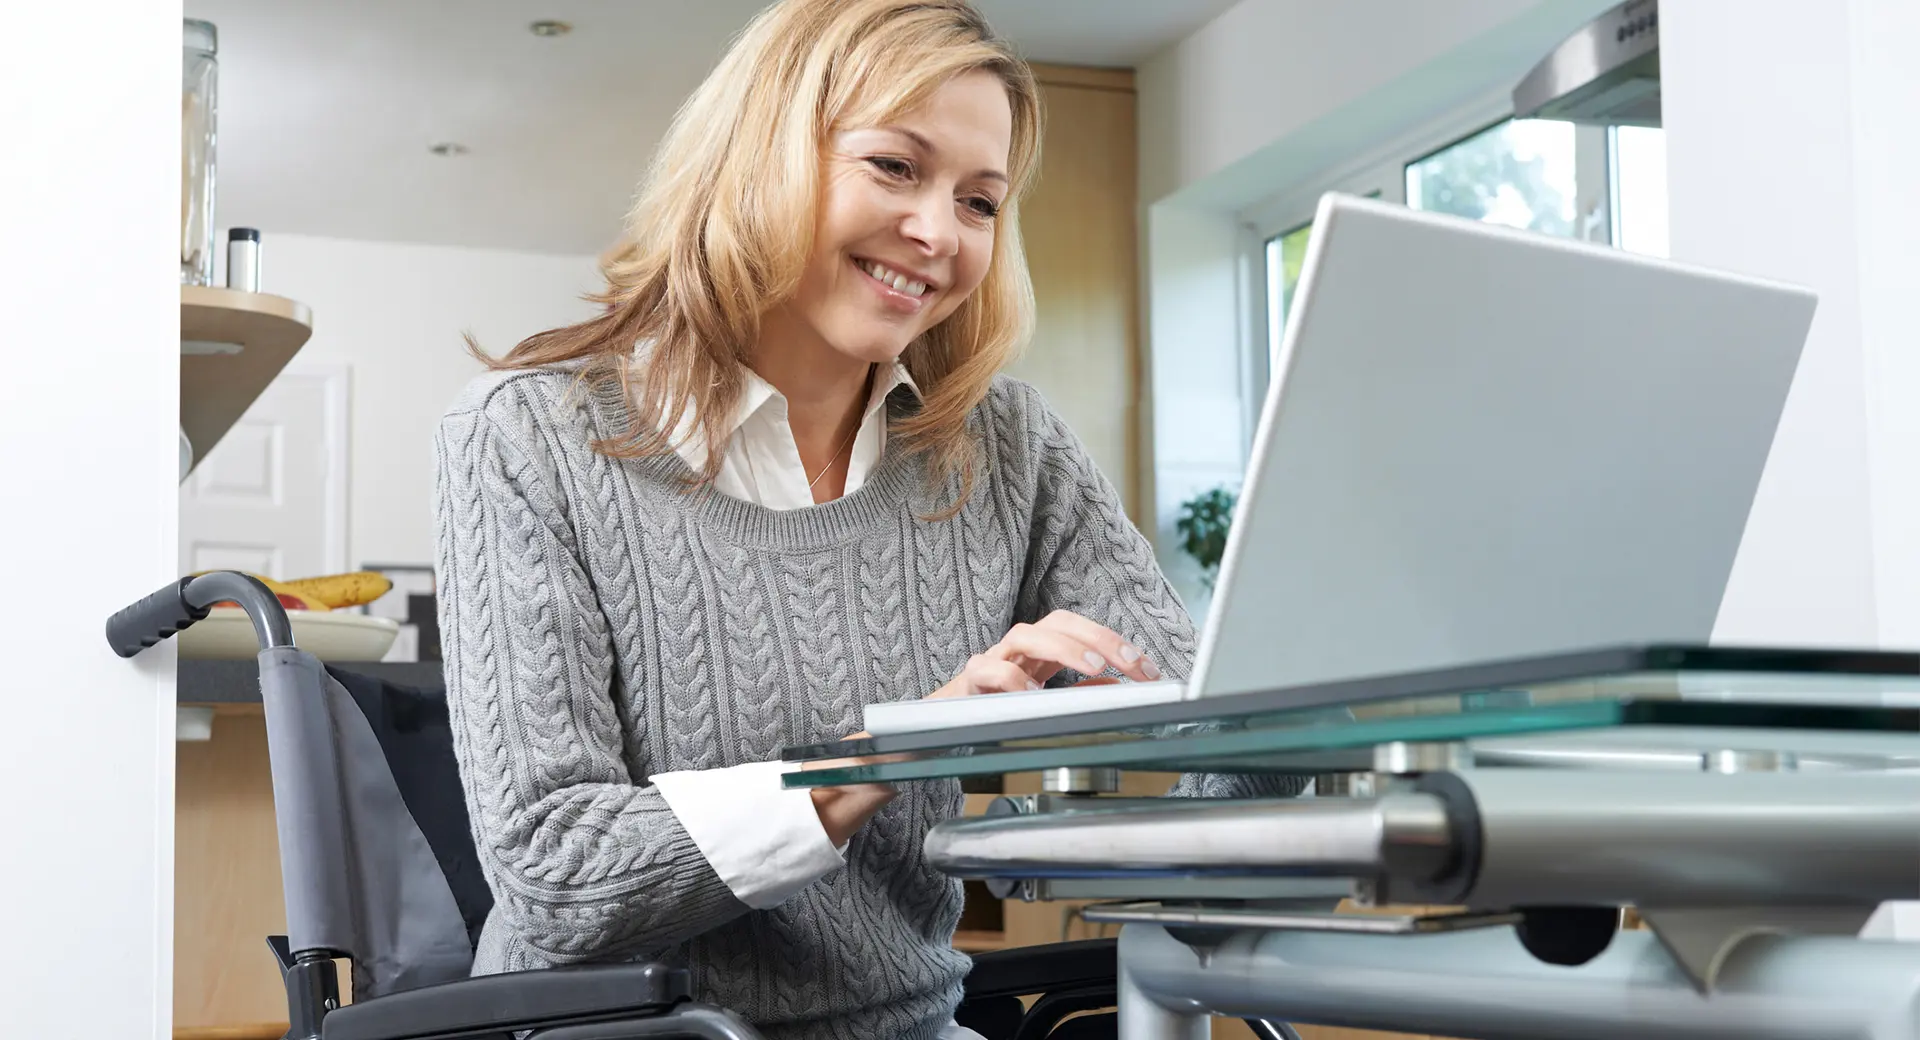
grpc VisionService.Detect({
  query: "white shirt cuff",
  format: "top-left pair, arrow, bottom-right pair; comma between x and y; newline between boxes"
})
652,760 -> 846,909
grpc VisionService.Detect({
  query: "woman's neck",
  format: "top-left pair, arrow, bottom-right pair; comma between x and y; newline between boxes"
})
749,316 -> 876,497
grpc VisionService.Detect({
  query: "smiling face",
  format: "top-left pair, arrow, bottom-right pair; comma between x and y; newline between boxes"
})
761,69 -> 1015,371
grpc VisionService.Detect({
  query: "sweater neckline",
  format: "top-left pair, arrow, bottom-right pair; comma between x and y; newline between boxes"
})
643,446 -> 927,550
592,376 -> 937,551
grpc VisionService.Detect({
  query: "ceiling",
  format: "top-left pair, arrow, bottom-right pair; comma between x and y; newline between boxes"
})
184,0 -> 1241,257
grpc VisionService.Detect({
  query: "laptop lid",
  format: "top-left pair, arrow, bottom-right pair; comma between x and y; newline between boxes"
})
1188,193 -> 1816,700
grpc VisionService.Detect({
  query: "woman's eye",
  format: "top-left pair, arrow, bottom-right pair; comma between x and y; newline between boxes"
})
868,157 -> 913,179
965,197 -> 1001,220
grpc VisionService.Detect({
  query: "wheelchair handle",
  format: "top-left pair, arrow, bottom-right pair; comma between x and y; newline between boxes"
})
105,571 -> 294,657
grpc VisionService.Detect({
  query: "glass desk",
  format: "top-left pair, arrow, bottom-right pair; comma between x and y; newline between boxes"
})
780,644 -> 1920,787
771,648 -> 1920,1036
777,646 -> 1920,1039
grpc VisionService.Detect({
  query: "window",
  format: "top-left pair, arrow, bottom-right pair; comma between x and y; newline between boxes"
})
1264,221 -> 1313,368
1249,111 -> 1668,439
1402,118 -> 1668,254
1261,190 -> 1382,370
1405,119 -> 1579,237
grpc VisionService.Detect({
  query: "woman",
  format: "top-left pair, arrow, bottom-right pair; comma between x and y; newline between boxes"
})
433,2 -> 1301,1039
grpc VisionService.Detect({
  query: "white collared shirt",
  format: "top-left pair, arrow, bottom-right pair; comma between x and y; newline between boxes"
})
672,362 -> 920,507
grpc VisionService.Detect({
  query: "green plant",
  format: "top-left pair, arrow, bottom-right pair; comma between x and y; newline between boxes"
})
1174,485 -> 1237,589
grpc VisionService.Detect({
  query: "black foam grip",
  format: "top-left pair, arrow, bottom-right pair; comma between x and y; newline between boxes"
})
104,578 -> 208,657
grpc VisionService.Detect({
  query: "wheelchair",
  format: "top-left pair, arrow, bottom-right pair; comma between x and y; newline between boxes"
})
111,571 -> 1300,1040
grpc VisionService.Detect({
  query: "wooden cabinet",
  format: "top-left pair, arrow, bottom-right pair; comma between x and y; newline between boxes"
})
175,708 -> 290,1033
1011,64 -> 1147,521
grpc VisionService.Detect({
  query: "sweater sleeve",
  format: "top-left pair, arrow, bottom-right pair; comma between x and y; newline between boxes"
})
1010,383 -> 1308,800
433,399 -> 753,963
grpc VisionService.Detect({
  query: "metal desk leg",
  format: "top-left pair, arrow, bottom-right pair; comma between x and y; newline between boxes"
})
1119,942 -> 1209,1040
1118,921 -> 1920,1040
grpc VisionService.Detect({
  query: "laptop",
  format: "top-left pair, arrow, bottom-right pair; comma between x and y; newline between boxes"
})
863,192 -> 1817,735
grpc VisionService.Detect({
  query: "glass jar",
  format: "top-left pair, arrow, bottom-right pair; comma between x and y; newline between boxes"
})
182,19 -> 218,286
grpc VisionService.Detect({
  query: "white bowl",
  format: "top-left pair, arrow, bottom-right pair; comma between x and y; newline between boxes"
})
178,607 -> 400,662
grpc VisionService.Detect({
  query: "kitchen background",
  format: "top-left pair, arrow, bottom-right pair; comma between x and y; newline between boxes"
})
173,2 -> 1209,1036
160,1 -> 1920,1037
178,0 -> 1196,665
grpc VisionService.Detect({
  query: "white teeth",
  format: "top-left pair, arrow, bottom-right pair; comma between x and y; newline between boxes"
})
862,260 -> 929,298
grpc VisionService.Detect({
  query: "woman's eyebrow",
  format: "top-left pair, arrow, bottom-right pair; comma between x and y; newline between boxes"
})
881,126 -> 1009,184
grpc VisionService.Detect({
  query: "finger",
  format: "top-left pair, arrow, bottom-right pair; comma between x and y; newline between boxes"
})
992,622 -> 1112,683
963,657 -> 1040,695
1038,610 -> 1163,682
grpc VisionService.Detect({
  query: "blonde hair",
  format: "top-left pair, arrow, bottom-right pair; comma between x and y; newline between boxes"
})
480,0 -> 1042,506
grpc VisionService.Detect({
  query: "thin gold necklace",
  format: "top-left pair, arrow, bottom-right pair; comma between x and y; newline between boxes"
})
806,419 -> 862,491
806,365 -> 877,492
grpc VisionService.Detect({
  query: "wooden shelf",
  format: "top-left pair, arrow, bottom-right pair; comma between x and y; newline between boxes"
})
180,285 -> 313,471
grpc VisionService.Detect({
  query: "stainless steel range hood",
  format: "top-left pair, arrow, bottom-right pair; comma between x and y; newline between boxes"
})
1513,0 -> 1660,126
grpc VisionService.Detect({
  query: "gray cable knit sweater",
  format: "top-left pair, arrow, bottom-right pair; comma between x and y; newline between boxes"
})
432,367 -> 1302,1040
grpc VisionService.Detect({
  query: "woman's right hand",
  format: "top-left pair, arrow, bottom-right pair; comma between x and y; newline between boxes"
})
809,611 -> 1163,845
926,610 -> 1163,700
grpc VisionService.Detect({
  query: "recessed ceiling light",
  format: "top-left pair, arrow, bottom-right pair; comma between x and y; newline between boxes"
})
429,142 -> 469,157
529,20 -> 572,37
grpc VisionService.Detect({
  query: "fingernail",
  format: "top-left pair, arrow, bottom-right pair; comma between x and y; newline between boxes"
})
1143,658 -> 1162,680
1118,644 -> 1141,664
1083,651 -> 1107,673
1026,680 -> 1041,691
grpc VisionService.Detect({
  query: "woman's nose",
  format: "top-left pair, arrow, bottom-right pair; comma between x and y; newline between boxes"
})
898,190 -> 960,258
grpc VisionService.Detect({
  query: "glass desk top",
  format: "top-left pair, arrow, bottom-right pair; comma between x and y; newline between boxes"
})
779,644 -> 1920,788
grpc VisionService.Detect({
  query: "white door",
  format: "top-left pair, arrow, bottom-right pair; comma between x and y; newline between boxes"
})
180,366 -> 349,581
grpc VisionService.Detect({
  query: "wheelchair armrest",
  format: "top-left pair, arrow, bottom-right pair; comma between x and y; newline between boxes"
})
322,961 -> 691,1040
962,938 -> 1116,1001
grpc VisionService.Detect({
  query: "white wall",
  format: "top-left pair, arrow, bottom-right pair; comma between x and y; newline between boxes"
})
1663,0 -> 1920,649
1851,0 -> 1920,652
224,234 -> 601,568
1144,207 -> 1252,614
1138,0 -> 1617,209
0,2 -> 179,1036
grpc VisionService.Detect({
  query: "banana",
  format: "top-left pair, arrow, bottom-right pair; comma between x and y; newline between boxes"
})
190,570 -> 330,612
190,569 -> 297,595
281,571 -> 395,610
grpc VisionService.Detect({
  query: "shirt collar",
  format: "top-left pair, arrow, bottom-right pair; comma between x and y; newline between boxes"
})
867,361 -> 920,417
675,361 -> 920,471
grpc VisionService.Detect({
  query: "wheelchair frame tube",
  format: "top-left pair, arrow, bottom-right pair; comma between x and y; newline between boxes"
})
259,646 -> 357,959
